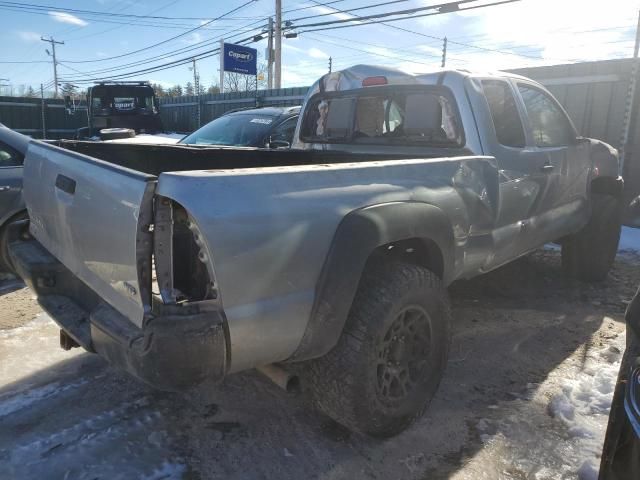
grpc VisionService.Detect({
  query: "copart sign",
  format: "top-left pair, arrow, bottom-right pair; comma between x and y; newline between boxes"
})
223,43 -> 258,76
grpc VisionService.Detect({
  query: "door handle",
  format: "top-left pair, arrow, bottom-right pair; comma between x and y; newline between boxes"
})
55,174 -> 76,195
0,186 -> 10,192
540,164 -> 554,173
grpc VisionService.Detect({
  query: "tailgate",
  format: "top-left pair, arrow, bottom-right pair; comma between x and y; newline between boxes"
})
23,141 -> 155,327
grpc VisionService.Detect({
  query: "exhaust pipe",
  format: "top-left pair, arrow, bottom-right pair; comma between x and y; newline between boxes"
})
257,364 -> 301,394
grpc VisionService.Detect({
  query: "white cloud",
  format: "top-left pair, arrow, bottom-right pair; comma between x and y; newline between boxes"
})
308,47 -> 329,59
283,43 -> 305,53
310,5 -> 354,22
182,32 -> 203,45
17,31 -> 41,42
48,11 -> 88,26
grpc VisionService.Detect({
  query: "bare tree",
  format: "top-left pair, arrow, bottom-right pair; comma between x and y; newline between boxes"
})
222,62 -> 268,93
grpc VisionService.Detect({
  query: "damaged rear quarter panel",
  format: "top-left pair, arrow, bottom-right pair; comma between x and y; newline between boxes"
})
155,156 -> 498,372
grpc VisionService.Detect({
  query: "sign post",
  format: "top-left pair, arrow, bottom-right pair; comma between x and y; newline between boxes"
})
219,39 -> 224,94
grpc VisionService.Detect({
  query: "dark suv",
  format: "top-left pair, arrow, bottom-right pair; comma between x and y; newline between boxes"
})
180,106 -> 300,148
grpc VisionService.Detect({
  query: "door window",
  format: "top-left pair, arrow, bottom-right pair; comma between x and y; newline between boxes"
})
481,80 -> 526,148
517,84 -> 575,147
0,142 -> 23,167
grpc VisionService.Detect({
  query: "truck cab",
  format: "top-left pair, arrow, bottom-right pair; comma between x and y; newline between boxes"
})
76,81 -> 163,138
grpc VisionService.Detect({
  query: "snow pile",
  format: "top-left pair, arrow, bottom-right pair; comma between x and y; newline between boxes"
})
547,344 -> 623,477
464,332 -> 624,480
619,226 -> 640,254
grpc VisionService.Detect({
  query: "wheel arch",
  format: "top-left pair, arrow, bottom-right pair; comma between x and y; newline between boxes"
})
0,208 -> 28,272
288,201 -> 455,362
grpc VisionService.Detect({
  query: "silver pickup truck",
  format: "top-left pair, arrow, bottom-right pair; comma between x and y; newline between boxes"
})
7,66 -> 622,437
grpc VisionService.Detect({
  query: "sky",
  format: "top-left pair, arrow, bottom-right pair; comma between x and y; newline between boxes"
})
0,0 -> 639,94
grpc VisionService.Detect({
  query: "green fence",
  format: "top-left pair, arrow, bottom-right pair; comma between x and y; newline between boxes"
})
0,96 -> 88,139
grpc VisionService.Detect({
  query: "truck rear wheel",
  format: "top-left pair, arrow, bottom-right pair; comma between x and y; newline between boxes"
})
0,210 -> 28,274
304,262 -> 451,437
562,193 -> 622,282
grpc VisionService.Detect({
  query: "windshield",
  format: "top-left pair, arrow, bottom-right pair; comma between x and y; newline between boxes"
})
180,114 -> 277,146
90,85 -> 158,115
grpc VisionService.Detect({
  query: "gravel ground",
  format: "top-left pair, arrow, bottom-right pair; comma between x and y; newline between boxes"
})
0,247 -> 638,480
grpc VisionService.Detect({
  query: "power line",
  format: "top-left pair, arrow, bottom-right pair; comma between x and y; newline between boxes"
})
288,0 -> 409,22
287,0 -> 511,31
0,5 -> 254,29
58,0 -> 259,64
0,0 -> 263,21
293,0 -> 564,61
57,30 -> 262,84
56,21 -> 266,77
64,0 -> 183,42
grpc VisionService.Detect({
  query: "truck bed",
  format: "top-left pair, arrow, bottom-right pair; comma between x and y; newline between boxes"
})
20,138 -> 498,378
55,140 -> 473,176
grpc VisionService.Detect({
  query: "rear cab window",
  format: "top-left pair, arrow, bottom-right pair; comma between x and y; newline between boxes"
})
299,86 -> 464,147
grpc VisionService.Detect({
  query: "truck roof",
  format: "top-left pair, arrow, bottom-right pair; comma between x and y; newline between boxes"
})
311,64 -> 531,91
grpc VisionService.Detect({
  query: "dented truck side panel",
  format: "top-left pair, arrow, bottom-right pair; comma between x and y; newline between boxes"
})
156,156 -> 497,371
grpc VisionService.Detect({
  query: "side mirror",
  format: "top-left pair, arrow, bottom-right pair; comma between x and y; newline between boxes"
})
268,137 -> 291,149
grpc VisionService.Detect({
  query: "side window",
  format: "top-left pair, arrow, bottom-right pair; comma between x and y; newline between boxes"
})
270,117 -> 298,143
0,142 -> 23,167
481,80 -> 526,148
517,84 -> 575,147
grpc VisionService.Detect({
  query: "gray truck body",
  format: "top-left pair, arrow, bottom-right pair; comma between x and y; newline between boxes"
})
8,66 -> 620,390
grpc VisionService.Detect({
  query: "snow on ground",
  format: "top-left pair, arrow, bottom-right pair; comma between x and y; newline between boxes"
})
0,247 -> 636,479
0,314 -> 187,480
457,324 -> 624,480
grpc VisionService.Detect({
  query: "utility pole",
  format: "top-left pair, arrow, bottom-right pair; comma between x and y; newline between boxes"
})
191,58 -> 201,128
40,83 -> 46,139
219,38 -> 225,94
274,0 -> 282,88
41,36 -> 64,98
267,17 -> 274,89
441,37 -> 448,68
328,57 -> 332,73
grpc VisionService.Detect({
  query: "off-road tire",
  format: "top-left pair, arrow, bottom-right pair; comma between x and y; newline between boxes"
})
0,210 -> 28,274
304,262 -> 451,437
562,193 -> 622,282
99,128 -> 135,141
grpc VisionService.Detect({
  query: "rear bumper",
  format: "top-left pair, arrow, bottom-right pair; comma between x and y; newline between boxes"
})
8,223 -> 227,391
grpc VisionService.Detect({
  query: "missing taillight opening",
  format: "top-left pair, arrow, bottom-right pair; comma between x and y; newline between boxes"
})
153,196 -> 217,305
